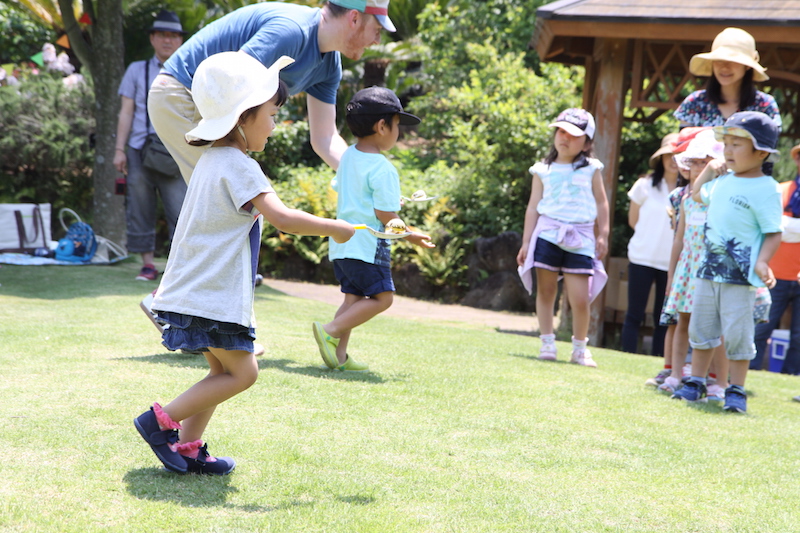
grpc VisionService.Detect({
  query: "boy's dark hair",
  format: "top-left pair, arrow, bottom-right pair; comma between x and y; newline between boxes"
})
188,80 -> 289,147
325,2 -> 349,18
346,112 -> 396,138
543,134 -> 594,170
705,68 -> 756,109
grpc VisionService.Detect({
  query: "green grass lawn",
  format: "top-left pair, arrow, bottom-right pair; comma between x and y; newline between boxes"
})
2,260 -> 800,532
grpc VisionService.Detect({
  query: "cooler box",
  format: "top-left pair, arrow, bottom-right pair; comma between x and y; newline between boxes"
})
768,329 -> 790,373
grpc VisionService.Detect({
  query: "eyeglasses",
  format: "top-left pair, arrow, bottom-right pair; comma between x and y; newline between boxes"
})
686,159 -> 710,167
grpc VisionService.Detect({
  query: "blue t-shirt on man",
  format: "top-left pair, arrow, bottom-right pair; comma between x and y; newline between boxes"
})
163,3 -> 341,104
698,171 -> 782,287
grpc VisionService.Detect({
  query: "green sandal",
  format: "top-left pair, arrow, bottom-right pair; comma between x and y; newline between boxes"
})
312,322 -> 339,369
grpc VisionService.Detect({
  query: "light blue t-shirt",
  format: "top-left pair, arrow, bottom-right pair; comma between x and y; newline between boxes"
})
329,145 -> 402,266
530,158 -> 604,257
163,3 -> 341,104
698,171 -> 782,287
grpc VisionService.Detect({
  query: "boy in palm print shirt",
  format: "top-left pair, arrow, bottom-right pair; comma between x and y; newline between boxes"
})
672,111 -> 782,413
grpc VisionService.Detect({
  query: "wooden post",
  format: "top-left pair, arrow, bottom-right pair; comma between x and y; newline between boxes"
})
588,37 -> 628,346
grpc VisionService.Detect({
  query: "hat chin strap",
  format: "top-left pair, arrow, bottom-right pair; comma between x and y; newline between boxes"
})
237,125 -> 248,151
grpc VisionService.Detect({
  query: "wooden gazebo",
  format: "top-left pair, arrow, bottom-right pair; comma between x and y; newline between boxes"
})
531,0 -> 800,344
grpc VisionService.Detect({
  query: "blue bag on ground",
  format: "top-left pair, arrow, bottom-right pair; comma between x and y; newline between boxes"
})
55,208 -> 97,263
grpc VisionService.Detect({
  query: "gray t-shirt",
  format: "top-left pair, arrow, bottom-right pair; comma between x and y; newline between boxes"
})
118,56 -> 161,149
153,146 -> 274,327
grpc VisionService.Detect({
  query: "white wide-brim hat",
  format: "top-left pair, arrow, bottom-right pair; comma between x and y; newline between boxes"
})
689,27 -> 768,82
186,52 -> 295,143
674,129 -> 724,170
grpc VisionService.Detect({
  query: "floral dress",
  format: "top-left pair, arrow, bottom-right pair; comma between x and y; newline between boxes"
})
674,90 -> 781,128
660,194 -> 706,325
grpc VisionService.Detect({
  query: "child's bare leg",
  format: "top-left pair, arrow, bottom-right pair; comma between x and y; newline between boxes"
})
709,344 -> 730,387
728,359 -> 749,388
163,348 -> 258,442
563,273 -> 590,340
663,324 -> 675,368
330,293 -> 364,363
535,268 -> 560,335
672,313 -> 691,374
324,291 -> 393,363
689,347 -> 714,379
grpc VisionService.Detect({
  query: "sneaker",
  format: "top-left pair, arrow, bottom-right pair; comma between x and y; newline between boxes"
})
671,380 -> 707,402
139,291 -> 164,333
658,375 -> 682,393
177,441 -> 236,475
570,348 -> 597,368
312,321 -> 339,369
135,264 -> 159,281
336,355 -> 369,372
645,368 -> 672,387
706,383 -> 726,402
539,341 -> 557,361
723,385 -> 747,413
134,406 -> 187,473
793,395 -> 800,403
253,343 -> 265,357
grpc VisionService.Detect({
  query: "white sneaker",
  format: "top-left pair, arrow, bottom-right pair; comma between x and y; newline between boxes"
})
570,348 -> 597,368
706,383 -> 726,402
658,376 -> 682,393
539,342 -> 557,361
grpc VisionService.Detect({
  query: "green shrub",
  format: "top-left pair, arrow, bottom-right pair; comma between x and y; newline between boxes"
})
0,72 -> 95,216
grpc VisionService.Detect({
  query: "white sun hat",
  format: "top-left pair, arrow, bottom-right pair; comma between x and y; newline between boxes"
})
186,52 -> 295,143
689,27 -> 768,82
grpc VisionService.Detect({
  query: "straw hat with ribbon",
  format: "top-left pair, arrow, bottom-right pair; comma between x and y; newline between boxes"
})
649,132 -> 679,168
689,27 -> 768,82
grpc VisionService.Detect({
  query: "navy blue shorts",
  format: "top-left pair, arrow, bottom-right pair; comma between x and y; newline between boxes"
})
533,237 -> 593,275
333,258 -> 395,297
157,311 -> 256,353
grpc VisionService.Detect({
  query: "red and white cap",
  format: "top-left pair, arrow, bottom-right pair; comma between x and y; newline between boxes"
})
330,0 -> 396,32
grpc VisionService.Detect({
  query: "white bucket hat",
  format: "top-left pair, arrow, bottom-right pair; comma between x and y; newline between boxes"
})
674,129 -> 724,170
689,27 -> 768,82
186,52 -> 295,143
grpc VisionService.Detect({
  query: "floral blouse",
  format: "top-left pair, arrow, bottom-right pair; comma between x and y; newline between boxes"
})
674,89 -> 781,129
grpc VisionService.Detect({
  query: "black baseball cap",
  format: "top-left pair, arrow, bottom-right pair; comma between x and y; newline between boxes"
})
346,86 -> 420,126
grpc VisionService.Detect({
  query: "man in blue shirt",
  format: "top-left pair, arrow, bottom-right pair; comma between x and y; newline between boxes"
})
114,10 -> 186,281
148,0 -> 395,181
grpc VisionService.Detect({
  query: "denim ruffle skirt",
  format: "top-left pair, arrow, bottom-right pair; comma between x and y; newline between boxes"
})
157,311 -> 256,353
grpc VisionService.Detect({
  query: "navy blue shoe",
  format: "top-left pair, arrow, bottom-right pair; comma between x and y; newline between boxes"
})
723,386 -> 747,413
671,380 -> 707,402
180,442 -> 236,475
134,408 -> 188,473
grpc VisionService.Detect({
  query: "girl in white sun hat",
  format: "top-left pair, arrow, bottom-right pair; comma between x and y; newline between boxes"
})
134,52 -> 354,475
675,27 -> 781,129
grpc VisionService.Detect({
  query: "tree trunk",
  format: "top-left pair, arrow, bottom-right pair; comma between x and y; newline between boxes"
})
90,0 -> 126,243
59,0 -> 126,243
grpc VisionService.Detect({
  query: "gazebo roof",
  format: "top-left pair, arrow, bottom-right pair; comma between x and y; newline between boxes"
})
537,0 -> 800,27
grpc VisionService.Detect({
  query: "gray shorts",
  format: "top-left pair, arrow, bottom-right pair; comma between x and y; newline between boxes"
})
689,279 -> 756,361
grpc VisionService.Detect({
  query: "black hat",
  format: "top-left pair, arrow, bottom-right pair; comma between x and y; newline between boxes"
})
150,10 -> 185,34
346,86 -> 420,126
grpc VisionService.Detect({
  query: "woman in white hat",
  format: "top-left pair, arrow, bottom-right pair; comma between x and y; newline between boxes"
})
134,52 -> 354,475
675,27 -> 780,129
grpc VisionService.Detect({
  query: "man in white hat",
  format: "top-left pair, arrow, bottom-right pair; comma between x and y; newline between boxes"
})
148,0 -> 395,182
114,9 -> 186,282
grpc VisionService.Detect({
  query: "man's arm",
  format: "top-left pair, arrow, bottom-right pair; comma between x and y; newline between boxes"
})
306,94 -> 348,171
113,96 -> 135,174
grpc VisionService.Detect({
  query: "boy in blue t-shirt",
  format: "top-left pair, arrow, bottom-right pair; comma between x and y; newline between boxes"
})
312,87 -> 435,371
672,111 -> 782,413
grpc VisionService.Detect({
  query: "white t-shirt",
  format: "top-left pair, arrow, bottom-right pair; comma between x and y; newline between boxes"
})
626,176 -> 673,271
153,147 -> 274,327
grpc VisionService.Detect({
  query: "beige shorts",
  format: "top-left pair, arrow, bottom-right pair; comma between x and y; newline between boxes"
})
147,73 -> 206,183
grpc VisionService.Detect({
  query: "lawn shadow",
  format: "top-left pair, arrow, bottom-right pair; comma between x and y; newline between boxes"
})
496,328 -> 536,337
119,353 -> 400,384
335,493 -> 376,505
123,468 -> 315,512
509,352 -> 570,364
